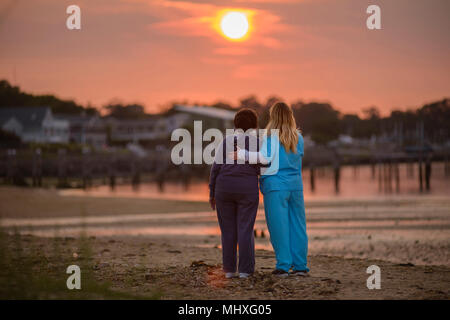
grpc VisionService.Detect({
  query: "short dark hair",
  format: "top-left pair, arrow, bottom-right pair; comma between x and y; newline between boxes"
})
234,108 -> 258,131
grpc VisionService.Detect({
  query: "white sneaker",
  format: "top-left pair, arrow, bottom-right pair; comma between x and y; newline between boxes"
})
225,272 -> 237,279
239,273 -> 251,279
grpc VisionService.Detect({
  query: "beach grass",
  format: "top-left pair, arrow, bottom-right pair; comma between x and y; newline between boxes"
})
0,224 -> 161,299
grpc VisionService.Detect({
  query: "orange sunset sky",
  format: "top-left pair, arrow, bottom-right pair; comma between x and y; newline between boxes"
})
0,0 -> 449,115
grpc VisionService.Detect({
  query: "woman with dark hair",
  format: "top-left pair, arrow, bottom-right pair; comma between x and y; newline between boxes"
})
209,108 -> 260,279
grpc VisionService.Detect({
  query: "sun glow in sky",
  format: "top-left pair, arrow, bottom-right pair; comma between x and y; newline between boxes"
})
1,0 -> 449,114
220,11 -> 249,40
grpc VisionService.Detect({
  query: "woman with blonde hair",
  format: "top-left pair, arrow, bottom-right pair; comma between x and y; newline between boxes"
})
236,101 -> 309,277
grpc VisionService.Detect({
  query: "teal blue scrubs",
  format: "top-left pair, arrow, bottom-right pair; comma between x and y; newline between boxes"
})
260,133 -> 309,272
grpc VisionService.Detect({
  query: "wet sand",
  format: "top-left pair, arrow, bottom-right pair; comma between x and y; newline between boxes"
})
2,234 -> 448,300
0,187 -> 449,299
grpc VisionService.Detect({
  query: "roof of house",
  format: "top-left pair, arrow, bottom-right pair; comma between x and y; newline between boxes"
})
102,114 -> 163,124
174,105 -> 236,120
55,113 -> 92,122
55,113 -> 102,127
0,107 -> 50,129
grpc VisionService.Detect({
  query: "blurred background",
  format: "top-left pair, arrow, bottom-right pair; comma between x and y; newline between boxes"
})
0,79 -> 449,199
0,0 -> 449,299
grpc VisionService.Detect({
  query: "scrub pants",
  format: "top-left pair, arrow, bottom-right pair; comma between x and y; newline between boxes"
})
263,190 -> 309,272
215,192 -> 259,274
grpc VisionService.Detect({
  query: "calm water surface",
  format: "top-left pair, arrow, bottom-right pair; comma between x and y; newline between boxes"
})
60,162 -> 450,201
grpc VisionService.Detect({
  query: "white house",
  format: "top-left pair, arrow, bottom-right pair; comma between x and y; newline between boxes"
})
0,107 -> 69,143
105,113 -> 191,143
55,113 -> 107,147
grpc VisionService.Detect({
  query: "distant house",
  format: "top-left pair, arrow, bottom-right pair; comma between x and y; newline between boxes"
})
103,113 -> 184,143
106,117 -> 159,143
55,113 -> 107,147
165,113 -> 191,132
0,107 -> 69,143
173,105 -> 235,130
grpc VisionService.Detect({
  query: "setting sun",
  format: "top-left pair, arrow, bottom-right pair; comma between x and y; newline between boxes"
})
220,11 -> 249,40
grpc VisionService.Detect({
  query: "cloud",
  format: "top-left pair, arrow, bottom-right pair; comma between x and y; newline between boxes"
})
214,47 -> 251,55
147,0 -> 292,53
201,56 -> 239,65
232,63 -> 290,79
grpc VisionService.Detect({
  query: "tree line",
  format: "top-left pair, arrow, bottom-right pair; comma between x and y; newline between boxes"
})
1,79 -> 449,145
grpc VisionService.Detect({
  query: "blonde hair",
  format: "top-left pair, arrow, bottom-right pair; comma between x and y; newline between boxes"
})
266,102 -> 298,153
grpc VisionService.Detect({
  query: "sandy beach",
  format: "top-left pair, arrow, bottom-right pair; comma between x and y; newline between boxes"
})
0,186 -> 449,299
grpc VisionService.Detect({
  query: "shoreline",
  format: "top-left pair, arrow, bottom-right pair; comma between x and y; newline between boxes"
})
0,186 -> 449,299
